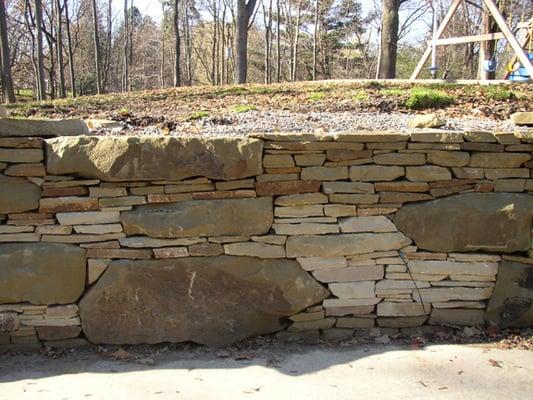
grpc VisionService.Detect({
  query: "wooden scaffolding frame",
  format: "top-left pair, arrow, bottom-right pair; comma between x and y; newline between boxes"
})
410,0 -> 533,80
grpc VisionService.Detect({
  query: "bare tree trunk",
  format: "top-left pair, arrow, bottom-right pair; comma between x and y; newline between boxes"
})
378,0 -> 400,79
480,1 -> 503,80
276,0 -> 280,82
312,0 -> 319,81
0,0 -> 15,103
291,0 -> 301,82
123,0 -> 129,91
262,0 -> 272,84
55,0 -> 66,98
35,0 -> 46,100
160,0 -> 165,88
64,0 -> 75,97
184,0 -> 192,85
101,0 -> 112,91
221,3 -> 226,84
235,0 -> 257,84
90,0 -> 102,94
211,0 -> 217,84
173,0 -> 181,86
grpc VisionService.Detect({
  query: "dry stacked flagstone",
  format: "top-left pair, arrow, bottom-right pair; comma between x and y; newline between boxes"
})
1,120 -> 533,348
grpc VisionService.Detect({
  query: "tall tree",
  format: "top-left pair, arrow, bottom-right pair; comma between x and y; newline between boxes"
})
234,0 -> 257,84
91,0 -> 102,93
378,0 -> 404,79
123,0 -> 129,91
63,0 -> 75,97
55,0 -> 66,98
173,0 -> 181,86
34,0 -> 46,100
0,0 -> 16,103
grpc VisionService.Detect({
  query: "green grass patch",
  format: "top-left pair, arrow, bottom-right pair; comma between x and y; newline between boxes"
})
352,90 -> 369,101
233,104 -> 257,113
483,86 -> 515,101
406,88 -> 454,110
380,88 -> 404,96
309,91 -> 326,101
186,111 -> 209,120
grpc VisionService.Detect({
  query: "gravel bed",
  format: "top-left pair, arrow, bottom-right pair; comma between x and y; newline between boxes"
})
91,110 -> 521,137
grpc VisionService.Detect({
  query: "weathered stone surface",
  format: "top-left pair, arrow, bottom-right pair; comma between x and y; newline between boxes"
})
413,287 -> 493,303
406,166 -> 451,182
46,136 -> 263,181
263,154 -> 294,168
427,151 -> 470,167
379,192 -> 433,203
326,149 -> 372,162
313,265 -> 384,282
301,167 -> 348,181
511,112 -> 533,126
275,205 -> 323,217
339,216 -> 397,233
374,181 -> 429,192
79,256 -> 329,345
377,302 -> 429,317
329,194 -> 379,204
121,197 -> 272,238
0,243 -> 86,305
286,232 -> 411,258
469,153 -> 530,168
350,165 -> 404,181
329,281 -> 375,299
274,193 -> 328,206
153,247 -> 189,259
322,182 -> 374,194
394,193 -> 533,253
430,309 -> 484,326
407,114 -> 446,129
486,261 -> 533,328
39,196 -> 99,213
87,259 -> 110,285
0,175 -> 41,213
188,242 -> 224,256
0,118 -> 88,137
297,257 -> 347,271
294,154 -> 326,166
36,326 -> 82,341
377,316 -> 428,328
408,260 -> 498,276
56,211 -> 120,225
0,148 -> 43,163
323,204 -> 357,217
410,131 -> 463,143
373,153 -> 426,165
224,242 -> 286,258
4,163 -> 46,177
255,180 -> 320,196
273,223 -> 339,235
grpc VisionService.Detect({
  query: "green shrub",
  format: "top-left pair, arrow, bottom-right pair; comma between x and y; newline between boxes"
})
484,86 -> 514,101
233,104 -> 257,113
187,111 -> 209,120
380,88 -> 404,97
406,88 -> 454,110
352,90 -> 369,101
309,91 -> 326,101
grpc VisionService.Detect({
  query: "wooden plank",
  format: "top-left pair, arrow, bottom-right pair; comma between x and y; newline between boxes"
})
483,0 -> 533,78
431,32 -> 506,46
410,0 -> 463,80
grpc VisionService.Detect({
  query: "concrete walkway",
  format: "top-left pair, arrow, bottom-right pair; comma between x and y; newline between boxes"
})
1,344 -> 532,400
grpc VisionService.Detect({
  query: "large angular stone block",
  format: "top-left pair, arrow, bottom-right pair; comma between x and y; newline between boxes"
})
486,261 -> 533,328
0,118 -> 88,137
46,136 -> 263,181
394,193 -> 533,253
121,197 -> 273,238
0,243 -> 86,305
0,175 -> 41,213
79,256 -> 329,346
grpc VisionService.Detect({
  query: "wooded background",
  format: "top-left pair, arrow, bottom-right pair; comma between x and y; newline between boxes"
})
0,0 -> 531,102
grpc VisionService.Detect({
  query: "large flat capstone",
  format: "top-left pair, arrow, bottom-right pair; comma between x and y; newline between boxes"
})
0,118 -> 88,137
79,256 -> 329,346
486,261 -> 533,328
0,243 -> 86,305
46,136 -> 263,181
394,193 -> 533,253
0,175 -> 41,213
121,197 -> 273,238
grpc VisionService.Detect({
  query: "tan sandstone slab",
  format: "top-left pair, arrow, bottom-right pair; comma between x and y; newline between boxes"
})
339,216 -> 397,233
0,118 -> 88,137
46,136 -> 263,181
286,232 -> 411,258
350,166 -> 405,182
121,197 -> 273,238
78,256 -> 329,346
328,281 -> 375,299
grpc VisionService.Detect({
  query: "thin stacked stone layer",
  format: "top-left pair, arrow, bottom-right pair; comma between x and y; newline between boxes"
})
1,127 -> 532,347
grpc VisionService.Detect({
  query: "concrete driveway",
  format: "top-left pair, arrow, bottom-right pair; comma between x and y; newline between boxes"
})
0,343 -> 532,400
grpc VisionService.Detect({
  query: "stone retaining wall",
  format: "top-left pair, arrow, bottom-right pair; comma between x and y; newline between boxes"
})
1,125 -> 533,348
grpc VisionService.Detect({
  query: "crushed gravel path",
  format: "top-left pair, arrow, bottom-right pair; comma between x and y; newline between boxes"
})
91,111 -> 521,137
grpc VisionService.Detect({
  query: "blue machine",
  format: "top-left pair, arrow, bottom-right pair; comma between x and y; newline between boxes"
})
509,53 -> 533,81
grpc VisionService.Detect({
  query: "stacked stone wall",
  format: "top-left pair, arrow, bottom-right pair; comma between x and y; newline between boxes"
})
1,124 -> 533,348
